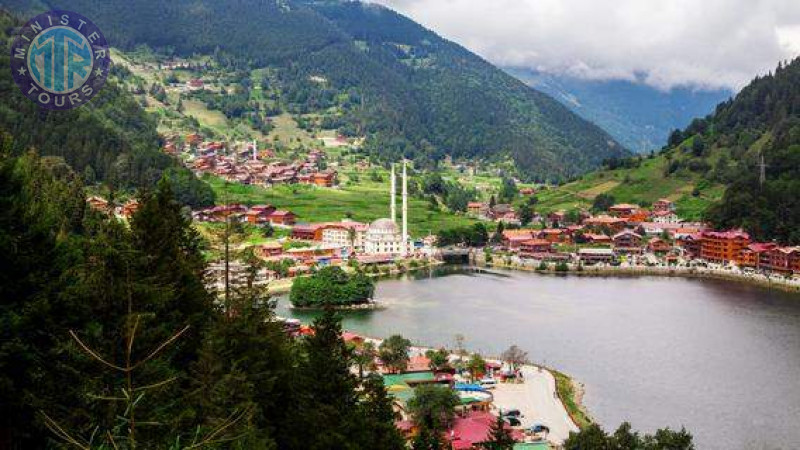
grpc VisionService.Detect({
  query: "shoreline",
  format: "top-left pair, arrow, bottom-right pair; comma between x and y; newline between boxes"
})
475,255 -> 800,294
266,258 -> 444,295
339,330 -> 589,437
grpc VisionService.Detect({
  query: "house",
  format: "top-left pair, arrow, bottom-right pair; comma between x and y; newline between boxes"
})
548,210 -> 567,226
254,242 -> 284,259
313,171 -> 337,187
677,233 -> 702,258
491,204 -> 515,219
269,210 -> 296,225
120,199 -> 140,219
502,230 -> 534,250
246,204 -> 277,225
405,355 -> 433,373
613,230 -> 643,250
447,411 -> 524,450
760,246 -> 800,273
699,230 -> 750,264
583,233 -> 612,244
584,215 -> 627,233
342,331 -> 365,345
648,237 -> 672,254
519,187 -> 535,196
291,224 -> 325,241
186,133 -> 203,146
578,248 -> 616,264
86,195 -> 110,212
187,78 -> 204,90
519,239 -> 553,257
653,198 -> 676,213
740,243 -> 777,268
625,209 -> 650,225
537,228 -> 567,243
467,202 -> 488,217
321,221 -> 368,253
609,203 -> 639,217
652,210 -> 681,224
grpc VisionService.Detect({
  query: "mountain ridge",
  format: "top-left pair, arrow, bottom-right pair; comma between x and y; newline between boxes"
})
507,67 -> 732,153
13,0 -> 630,181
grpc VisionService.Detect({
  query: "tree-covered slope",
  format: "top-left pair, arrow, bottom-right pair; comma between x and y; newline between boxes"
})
0,12 -> 214,207
19,0 -> 628,181
538,57 -> 800,244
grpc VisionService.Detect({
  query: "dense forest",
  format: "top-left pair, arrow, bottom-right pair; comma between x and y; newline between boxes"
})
0,12 -> 214,207
0,146 -> 405,449
662,58 -> 800,243
12,0 -> 629,181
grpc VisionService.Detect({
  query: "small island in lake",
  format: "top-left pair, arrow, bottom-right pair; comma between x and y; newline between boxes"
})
290,266 -> 376,308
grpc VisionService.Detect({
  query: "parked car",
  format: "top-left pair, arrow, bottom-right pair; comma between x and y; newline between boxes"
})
479,378 -> 497,389
499,408 -> 522,418
529,423 -> 550,434
503,416 -> 522,427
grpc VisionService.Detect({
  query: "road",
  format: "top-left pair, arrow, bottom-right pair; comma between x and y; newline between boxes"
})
491,366 -> 579,445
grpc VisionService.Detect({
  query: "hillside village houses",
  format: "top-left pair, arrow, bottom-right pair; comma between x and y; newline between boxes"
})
489,199 -> 800,275
194,161 -> 433,293
164,134 -> 338,189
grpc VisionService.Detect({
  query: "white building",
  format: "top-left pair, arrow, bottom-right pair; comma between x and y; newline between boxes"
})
652,210 -> 682,224
364,218 -> 406,255
362,162 -> 411,256
321,221 -> 367,253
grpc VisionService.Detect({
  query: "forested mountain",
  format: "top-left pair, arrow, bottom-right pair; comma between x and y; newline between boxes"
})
507,68 -> 732,153
12,0 -> 629,181
702,58 -> 800,243
541,57 -> 800,244
0,12 -> 214,207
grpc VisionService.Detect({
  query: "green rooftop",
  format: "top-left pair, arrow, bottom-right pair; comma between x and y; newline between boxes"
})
382,371 -> 437,404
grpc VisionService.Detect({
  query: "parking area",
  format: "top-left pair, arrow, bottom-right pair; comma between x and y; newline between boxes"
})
490,366 -> 578,445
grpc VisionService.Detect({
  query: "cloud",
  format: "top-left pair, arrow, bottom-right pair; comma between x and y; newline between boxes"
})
371,0 -> 800,91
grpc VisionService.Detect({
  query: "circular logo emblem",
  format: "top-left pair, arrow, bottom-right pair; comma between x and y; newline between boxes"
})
10,11 -> 111,110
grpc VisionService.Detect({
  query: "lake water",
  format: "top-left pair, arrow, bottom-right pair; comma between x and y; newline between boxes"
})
276,266 -> 800,450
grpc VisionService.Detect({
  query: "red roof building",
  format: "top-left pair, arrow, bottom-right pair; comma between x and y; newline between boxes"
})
291,224 -> 325,241
269,210 -> 296,225
609,203 -> 639,217
699,230 -> 750,264
447,412 -> 523,450
653,198 -> 676,212
502,230 -> 534,250
519,239 -> 553,257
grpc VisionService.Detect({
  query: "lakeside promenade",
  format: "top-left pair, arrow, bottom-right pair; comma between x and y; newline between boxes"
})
350,334 -> 583,447
474,253 -> 800,293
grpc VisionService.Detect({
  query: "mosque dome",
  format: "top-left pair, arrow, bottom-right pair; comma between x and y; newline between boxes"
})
369,218 -> 398,234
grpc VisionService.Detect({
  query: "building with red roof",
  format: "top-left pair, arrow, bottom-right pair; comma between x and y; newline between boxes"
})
699,230 -> 750,264
447,411 -> 523,449
269,210 -> 296,225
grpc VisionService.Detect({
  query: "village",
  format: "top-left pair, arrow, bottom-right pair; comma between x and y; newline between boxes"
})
469,197 -> 800,278
165,133 -> 339,188
277,322 -> 574,450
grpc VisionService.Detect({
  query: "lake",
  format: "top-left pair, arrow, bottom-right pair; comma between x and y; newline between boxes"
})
276,266 -> 800,449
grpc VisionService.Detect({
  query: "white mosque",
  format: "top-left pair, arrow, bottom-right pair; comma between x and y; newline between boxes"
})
364,161 -> 411,256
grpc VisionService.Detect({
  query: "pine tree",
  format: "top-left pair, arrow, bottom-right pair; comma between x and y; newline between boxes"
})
478,415 -> 517,449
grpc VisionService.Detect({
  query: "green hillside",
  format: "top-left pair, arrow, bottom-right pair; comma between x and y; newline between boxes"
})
0,12 -> 214,207
18,0 -> 629,181
536,152 -> 725,221
539,57 -> 800,243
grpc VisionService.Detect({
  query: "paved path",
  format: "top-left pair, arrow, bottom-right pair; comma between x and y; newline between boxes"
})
492,366 -> 578,445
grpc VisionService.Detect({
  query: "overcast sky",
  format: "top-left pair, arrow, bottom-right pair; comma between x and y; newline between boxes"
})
372,0 -> 800,91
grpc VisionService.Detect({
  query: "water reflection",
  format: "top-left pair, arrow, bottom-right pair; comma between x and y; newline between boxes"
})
275,266 -> 800,450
